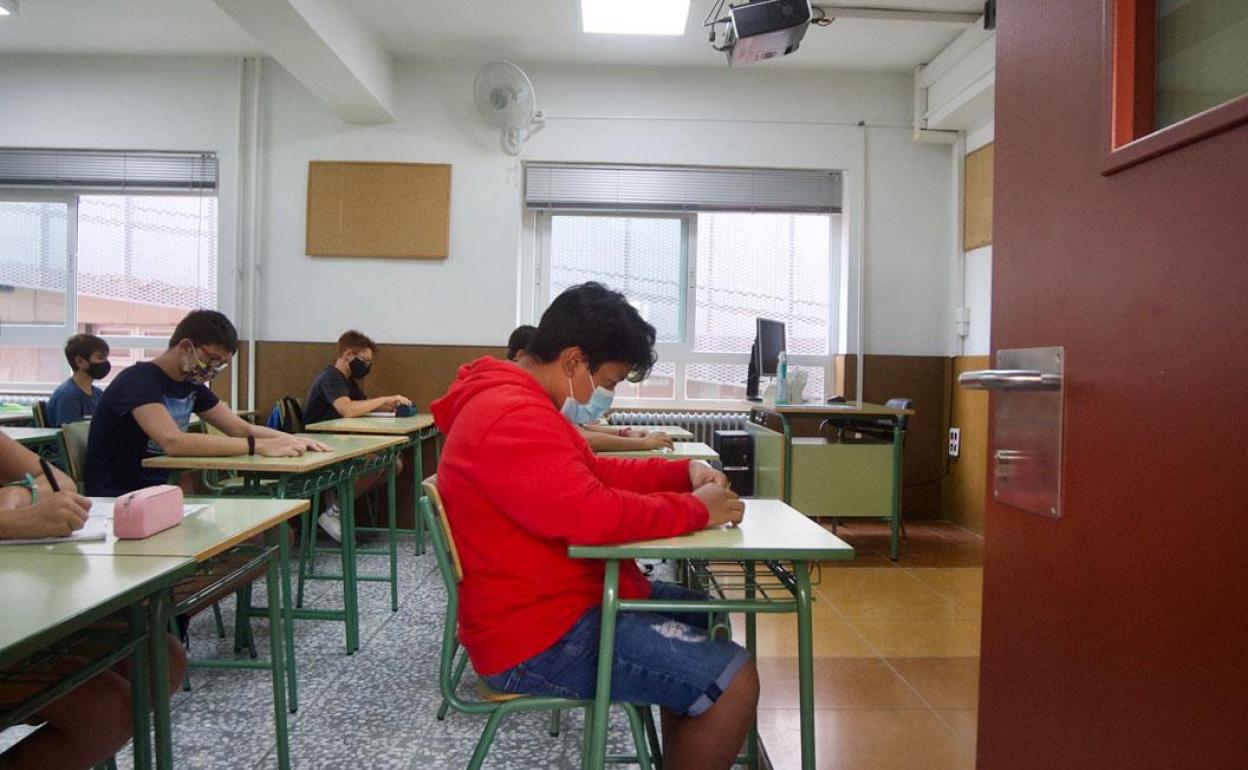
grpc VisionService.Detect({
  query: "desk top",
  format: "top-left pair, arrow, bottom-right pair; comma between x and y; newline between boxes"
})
569,498 -> 854,561
0,552 -> 192,663
142,432 -> 404,473
305,414 -> 436,435
751,400 -> 914,417
10,497 -> 310,562
612,425 -> 695,440
1,426 -> 61,443
599,442 -> 719,461
0,409 -> 34,426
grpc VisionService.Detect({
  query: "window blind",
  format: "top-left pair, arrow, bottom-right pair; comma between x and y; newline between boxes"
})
0,149 -> 218,192
525,163 -> 842,213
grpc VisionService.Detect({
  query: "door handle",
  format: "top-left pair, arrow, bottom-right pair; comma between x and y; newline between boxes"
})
959,369 -> 1062,391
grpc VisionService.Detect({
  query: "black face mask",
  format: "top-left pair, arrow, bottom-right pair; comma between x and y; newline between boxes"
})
85,360 -> 112,380
349,358 -> 371,380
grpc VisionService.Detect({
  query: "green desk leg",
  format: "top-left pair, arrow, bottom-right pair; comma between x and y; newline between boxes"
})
386,459 -> 399,612
744,561 -> 760,770
889,422 -> 904,562
128,603 -> 152,770
412,435 -> 425,555
277,520 -> 298,712
263,529 -> 292,770
795,561 -> 815,770
339,476 -> 361,653
586,559 -> 620,770
148,591 -> 174,770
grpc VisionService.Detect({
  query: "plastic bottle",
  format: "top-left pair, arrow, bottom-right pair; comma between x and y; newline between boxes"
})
776,350 -> 788,404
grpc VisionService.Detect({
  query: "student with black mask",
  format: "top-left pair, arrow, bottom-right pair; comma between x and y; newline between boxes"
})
302,329 -> 410,541
45,333 -> 111,427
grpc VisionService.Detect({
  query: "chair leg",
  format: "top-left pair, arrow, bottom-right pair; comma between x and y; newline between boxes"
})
900,515 -> 908,540
297,494 -> 321,609
437,647 -> 470,720
548,708 -> 561,737
467,708 -> 507,770
622,704 -> 653,770
212,601 -> 226,638
642,705 -> 663,769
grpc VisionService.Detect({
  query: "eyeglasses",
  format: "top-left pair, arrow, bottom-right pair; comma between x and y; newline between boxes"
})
193,345 -> 231,372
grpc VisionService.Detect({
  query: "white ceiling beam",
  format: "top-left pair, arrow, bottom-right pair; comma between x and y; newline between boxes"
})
213,0 -> 394,124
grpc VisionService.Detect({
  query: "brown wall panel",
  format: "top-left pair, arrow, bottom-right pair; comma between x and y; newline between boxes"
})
859,354 -> 950,519
942,355 -> 989,533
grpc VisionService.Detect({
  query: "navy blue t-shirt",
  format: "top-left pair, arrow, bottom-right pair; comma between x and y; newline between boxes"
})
46,377 -> 103,427
85,362 -> 219,496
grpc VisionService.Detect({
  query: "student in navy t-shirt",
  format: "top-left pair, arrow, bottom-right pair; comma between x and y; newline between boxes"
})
85,310 -> 331,497
45,333 -> 111,427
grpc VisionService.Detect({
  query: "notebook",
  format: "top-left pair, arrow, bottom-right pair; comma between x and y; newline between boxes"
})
0,503 -> 208,546
364,411 -> 398,418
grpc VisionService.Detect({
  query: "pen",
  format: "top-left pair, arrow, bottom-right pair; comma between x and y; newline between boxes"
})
39,457 -> 60,493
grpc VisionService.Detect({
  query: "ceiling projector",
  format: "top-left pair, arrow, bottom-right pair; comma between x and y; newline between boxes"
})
707,0 -> 813,65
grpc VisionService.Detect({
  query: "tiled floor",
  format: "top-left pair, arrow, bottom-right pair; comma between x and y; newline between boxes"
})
749,520 -> 983,770
2,518 -> 983,769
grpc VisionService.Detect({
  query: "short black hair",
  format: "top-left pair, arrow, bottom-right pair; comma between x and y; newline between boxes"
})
64,333 -> 109,368
506,325 -> 537,361
526,282 -> 656,381
169,310 -> 239,354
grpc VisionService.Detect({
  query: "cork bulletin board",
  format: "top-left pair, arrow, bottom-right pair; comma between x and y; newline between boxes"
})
306,161 -> 451,259
963,144 -> 993,251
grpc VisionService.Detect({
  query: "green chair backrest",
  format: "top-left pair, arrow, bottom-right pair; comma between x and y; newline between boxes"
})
33,401 -> 49,428
420,476 -> 476,710
62,420 -> 91,491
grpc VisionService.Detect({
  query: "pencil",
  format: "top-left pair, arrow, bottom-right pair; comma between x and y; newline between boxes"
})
39,457 -> 60,493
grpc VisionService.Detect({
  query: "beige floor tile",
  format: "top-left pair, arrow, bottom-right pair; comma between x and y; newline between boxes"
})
757,708 -> 975,770
933,709 -> 979,746
886,657 -> 981,709
756,656 -> 925,710
816,568 -> 959,622
903,568 -> 983,619
732,608 -> 874,658
849,619 -> 982,658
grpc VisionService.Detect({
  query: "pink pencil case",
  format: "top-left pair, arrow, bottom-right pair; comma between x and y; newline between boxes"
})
114,484 -> 184,539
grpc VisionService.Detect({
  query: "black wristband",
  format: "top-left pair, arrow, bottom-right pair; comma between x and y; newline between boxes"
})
247,435 -> 256,456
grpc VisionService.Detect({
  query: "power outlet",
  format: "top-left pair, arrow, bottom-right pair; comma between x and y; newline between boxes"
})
948,427 -> 961,458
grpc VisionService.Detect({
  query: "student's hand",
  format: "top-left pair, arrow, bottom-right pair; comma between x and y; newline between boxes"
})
693,484 -> 745,528
688,460 -> 730,491
640,432 -> 674,451
256,435 -> 309,458
4,492 -> 92,538
384,395 -> 412,409
297,437 -> 333,452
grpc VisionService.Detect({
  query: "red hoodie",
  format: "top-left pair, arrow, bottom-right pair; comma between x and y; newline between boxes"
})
430,356 -> 709,675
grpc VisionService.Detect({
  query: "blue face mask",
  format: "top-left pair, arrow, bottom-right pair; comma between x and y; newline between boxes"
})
561,368 -> 614,425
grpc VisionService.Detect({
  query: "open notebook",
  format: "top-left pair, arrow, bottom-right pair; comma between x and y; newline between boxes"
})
0,503 -> 208,546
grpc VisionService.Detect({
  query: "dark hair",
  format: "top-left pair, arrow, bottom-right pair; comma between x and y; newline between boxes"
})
337,330 -> 377,357
64,333 -> 110,368
506,325 -> 537,361
526,282 -> 656,381
169,310 -> 239,354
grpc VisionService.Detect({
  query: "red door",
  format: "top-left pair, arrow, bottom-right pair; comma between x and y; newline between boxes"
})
978,2 -> 1248,769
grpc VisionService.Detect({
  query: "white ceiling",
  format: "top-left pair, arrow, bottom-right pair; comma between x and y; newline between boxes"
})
0,0 -> 984,71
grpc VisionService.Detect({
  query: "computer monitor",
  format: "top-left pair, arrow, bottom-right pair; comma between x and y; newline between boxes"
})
746,318 -> 786,401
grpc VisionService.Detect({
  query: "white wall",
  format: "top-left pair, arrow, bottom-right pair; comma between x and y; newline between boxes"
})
962,118 -> 993,355
259,59 -> 954,355
0,54 -> 956,358
0,55 -> 243,322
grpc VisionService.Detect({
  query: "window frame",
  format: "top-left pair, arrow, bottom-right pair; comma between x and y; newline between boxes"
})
533,208 -> 836,405
1103,0 -> 1248,174
0,188 -> 220,390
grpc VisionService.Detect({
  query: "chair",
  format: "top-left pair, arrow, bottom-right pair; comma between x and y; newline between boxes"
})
61,420 -> 91,492
279,396 -> 304,433
32,400 -> 49,428
421,477 -> 656,770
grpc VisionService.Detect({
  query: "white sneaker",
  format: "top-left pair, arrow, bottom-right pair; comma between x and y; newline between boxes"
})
318,503 -> 342,543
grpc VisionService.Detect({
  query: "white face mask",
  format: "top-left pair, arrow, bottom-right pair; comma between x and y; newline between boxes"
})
560,366 -> 614,425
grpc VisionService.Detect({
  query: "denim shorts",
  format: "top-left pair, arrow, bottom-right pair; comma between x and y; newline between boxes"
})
482,581 -> 750,717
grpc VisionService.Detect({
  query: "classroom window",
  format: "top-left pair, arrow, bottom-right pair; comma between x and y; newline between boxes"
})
537,210 -> 838,403
0,193 -> 218,390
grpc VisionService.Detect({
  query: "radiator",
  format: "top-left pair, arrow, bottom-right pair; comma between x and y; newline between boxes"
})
609,410 -> 748,445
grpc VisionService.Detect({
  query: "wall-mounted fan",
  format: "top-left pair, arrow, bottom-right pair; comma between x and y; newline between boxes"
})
474,60 -> 546,156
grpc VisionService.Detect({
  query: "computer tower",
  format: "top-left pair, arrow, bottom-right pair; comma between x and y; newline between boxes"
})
713,429 -> 755,497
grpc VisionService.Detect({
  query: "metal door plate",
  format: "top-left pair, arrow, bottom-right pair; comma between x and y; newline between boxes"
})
992,346 -> 1064,518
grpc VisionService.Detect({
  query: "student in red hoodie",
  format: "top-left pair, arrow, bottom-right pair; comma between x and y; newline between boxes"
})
431,282 -> 757,770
